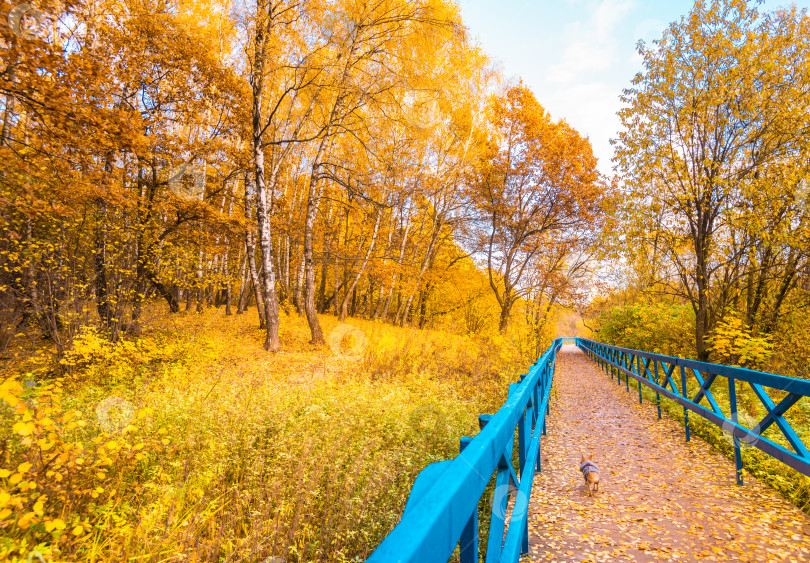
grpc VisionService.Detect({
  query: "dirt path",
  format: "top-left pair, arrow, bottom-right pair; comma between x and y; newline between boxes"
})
526,345 -> 810,562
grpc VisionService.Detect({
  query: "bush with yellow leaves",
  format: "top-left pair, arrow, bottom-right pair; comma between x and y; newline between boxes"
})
0,375 -> 162,560
59,326 -> 184,385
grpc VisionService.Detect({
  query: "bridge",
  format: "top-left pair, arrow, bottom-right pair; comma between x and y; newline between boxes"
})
369,338 -> 810,562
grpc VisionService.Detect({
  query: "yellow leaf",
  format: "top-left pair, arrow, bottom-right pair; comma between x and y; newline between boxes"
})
12,422 -> 34,436
45,518 -> 66,531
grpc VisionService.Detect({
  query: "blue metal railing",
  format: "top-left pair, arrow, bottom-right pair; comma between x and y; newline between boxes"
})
576,338 -> 810,485
368,338 -> 563,563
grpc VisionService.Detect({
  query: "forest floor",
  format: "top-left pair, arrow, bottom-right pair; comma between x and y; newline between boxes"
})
527,345 -> 810,562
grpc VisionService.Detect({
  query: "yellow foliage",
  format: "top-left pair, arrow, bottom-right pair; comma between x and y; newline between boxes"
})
0,370 -> 163,560
709,316 -> 773,369
59,326 -> 185,385
0,308 -> 525,561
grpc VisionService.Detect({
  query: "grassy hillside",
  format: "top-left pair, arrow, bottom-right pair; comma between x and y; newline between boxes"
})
0,308 -> 526,562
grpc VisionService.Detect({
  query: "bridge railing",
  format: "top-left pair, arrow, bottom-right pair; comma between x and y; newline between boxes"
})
368,338 -> 563,563
576,337 -> 810,484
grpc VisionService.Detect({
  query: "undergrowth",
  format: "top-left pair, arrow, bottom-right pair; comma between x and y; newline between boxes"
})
0,308 -> 525,561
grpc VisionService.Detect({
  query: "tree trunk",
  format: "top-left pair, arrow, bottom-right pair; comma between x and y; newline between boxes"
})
694,220 -> 711,361
303,139 -> 329,345
293,248 -> 304,315
246,191 -> 266,328
282,234 -> 291,313
339,209 -> 381,321
94,150 -> 115,327
498,283 -> 513,333
236,245 -> 249,314
498,301 -> 512,333
223,185 -> 234,315
249,0 -> 281,351
380,210 -> 411,322
195,246 -> 204,313
332,205 -> 343,315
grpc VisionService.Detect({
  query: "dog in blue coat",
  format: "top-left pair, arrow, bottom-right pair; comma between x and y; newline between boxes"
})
580,454 -> 600,496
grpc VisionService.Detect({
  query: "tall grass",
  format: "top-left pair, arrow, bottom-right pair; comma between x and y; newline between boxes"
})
0,308 -> 525,561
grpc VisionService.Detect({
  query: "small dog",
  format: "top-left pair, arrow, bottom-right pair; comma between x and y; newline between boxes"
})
580,454 -> 600,496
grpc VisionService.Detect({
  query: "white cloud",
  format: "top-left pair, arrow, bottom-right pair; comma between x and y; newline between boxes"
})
548,0 -> 636,84
459,0 -> 652,173
543,81 -> 624,173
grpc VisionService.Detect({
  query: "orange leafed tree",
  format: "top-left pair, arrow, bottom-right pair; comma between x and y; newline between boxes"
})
468,84 -> 604,333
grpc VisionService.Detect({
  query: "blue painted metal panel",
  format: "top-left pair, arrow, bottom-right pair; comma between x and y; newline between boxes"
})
576,338 -> 810,481
367,339 -> 562,563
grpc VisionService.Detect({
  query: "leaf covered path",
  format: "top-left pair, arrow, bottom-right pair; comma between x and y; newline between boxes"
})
527,345 -> 810,561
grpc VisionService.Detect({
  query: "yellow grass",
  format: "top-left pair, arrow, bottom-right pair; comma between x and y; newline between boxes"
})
0,307 -> 525,562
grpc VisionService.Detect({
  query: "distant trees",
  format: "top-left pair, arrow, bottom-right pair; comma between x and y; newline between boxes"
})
468,85 -> 604,333
614,0 -> 810,361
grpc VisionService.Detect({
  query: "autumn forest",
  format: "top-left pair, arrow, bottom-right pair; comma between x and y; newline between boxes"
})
3,0 -> 810,560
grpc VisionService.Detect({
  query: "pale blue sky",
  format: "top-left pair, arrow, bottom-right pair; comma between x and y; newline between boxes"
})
458,0 -> 809,174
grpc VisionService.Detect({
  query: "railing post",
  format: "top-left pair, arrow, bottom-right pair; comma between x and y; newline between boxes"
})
459,436 -> 478,563
680,365 -> 690,442
728,378 -> 744,486
536,428 -> 542,473
637,356 -> 643,404
543,362 -> 549,435
518,376 -> 527,474
654,360 -> 662,420
615,352 -> 620,382
625,353 -> 630,392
